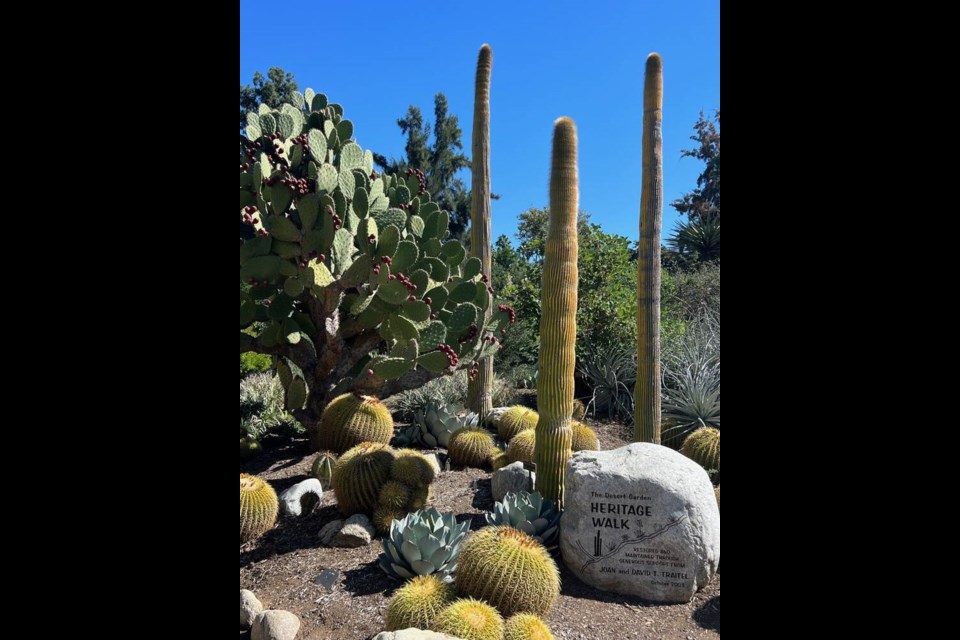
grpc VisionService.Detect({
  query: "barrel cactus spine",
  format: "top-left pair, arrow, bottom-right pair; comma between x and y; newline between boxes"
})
680,426 -> 720,472
534,118 -> 578,508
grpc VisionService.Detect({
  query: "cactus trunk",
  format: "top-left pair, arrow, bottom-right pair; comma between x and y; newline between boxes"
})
634,53 -> 663,444
534,118 -> 578,508
468,44 -> 494,420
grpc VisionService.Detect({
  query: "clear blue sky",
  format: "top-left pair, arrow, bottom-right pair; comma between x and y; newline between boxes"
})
240,0 -> 720,244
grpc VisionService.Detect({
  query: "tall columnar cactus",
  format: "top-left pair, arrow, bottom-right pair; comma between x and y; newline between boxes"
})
467,44 -> 495,420
534,118 -> 578,507
634,53 -> 664,443
239,92 -> 510,439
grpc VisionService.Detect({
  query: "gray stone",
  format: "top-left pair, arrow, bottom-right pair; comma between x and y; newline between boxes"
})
279,478 -> 323,516
484,406 -> 509,429
422,453 -> 442,476
240,589 -> 263,629
318,519 -> 344,546
331,513 -> 375,547
491,461 -> 535,502
372,630 -> 464,640
251,610 -> 300,640
560,443 -> 720,604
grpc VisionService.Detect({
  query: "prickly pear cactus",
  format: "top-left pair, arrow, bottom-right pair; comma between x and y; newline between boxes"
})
239,91 -> 515,434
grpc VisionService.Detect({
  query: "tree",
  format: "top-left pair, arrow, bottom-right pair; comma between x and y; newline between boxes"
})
373,94 -> 472,239
667,110 -> 720,267
239,68 -> 299,131
671,110 -> 720,222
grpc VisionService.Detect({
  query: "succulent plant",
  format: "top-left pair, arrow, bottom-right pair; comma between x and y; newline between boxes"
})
332,442 -> 396,515
432,598 -> 504,640
407,484 -> 432,511
314,393 -> 393,454
504,613 -> 556,640
379,480 -> 413,510
455,527 -> 560,617
392,424 -> 421,447
240,437 -> 262,461
635,53 -> 664,443
535,117 -> 579,507
489,448 -> 509,471
373,504 -> 408,536
448,427 -> 496,468
498,406 -> 539,441
483,406 -> 509,429
391,448 -> 437,488
311,450 -> 337,489
239,92 -> 510,450
506,429 -> 536,464
415,402 -> 479,448
571,421 -> 598,451
386,574 -> 455,631
680,426 -> 720,472
379,508 -> 470,583
486,491 -> 561,547
240,474 -> 278,542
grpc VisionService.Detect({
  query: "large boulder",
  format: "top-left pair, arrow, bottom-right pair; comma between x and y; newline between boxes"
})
560,443 -> 720,603
239,589 -> 263,629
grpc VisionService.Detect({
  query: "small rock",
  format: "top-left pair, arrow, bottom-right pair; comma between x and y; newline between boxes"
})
251,610 -> 300,640
279,478 -> 323,516
318,519 -> 344,546
492,461 -> 535,502
484,406 -> 509,429
372,629 -> 464,640
332,513 -> 375,547
240,589 -> 263,629
422,453 -> 442,475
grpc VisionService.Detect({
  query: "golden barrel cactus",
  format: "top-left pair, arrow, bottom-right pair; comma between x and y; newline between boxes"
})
315,393 -> 393,454
240,473 -> 278,542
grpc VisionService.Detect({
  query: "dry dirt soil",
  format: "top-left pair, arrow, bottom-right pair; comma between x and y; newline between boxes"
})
240,419 -> 720,639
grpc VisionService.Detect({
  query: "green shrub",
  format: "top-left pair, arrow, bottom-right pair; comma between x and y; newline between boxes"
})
239,351 -> 273,378
240,372 -> 304,441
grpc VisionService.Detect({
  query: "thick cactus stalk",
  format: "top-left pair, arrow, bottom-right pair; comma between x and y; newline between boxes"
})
468,44 -> 494,419
534,117 -> 578,508
634,53 -> 664,444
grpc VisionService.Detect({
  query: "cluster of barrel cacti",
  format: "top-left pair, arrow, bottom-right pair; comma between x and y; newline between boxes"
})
500,408 -> 597,465
239,89 -> 515,421
331,442 -> 438,531
486,491 -> 561,546
414,402 -> 479,448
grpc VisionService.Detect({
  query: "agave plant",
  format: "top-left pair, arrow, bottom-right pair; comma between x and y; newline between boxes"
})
379,508 -> 471,583
392,424 -> 421,447
415,402 -> 479,448
485,491 -> 561,547
661,311 -> 720,446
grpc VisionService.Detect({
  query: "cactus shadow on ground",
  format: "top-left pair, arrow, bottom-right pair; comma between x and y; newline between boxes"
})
343,560 -> 394,597
693,595 -> 720,630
